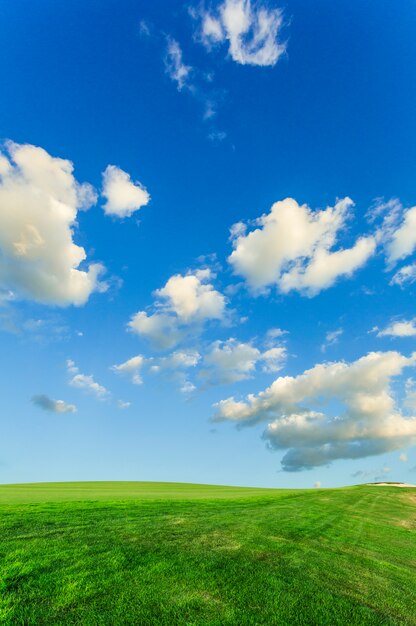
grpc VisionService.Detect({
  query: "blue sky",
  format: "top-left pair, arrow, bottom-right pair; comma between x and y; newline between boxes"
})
1,0 -> 416,487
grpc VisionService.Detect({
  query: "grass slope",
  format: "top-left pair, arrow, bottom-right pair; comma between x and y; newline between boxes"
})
0,482 -> 415,625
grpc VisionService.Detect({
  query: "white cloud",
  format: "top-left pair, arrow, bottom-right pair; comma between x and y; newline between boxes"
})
117,399 -> 131,409
112,355 -> 145,385
70,373 -> 109,398
399,452 -> 408,462
67,360 -> 109,399
385,206 -> 416,266
165,37 -> 192,91
378,319 -> 416,338
197,0 -> 286,67
101,165 -> 150,218
112,350 -> 200,391
180,380 -> 197,393
390,263 -> 416,287
313,481 -> 321,488
155,269 -> 225,322
371,198 -> 416,268
208,130 -> 227,143
32,394 -> 76,414
228,197 -> 376,295
128,312 -> 184,351
321,328 -> 343,353
0,141 -> 106,306
150,349 -> 201,372
201,339 -> 260,383
214,351 -> 416,471
128,269 -> 227,349
200,337 -> 286,384
66,359 -> 79,374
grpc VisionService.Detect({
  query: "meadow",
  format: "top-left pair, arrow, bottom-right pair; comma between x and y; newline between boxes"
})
0,482 -> 415,625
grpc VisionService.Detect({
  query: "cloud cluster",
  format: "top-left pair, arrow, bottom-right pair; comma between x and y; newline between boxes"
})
200,338 -> 286,384
32,394 -> 76,414
197,0 -> 286,67
229,197 -> 376,295
128,269 -> 227,349
215,351 -> 416,471
102,165 -> 150,218
0,141 -> 105,306
112,349 -> 201,392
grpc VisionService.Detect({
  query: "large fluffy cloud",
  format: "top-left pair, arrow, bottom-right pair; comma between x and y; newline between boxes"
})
102,165 -> 150,218
214,351 -> 416,471
0,141 -> 105,306
228,197 -> 376,295
197,0 -> 286,67
128,269 -> 227,349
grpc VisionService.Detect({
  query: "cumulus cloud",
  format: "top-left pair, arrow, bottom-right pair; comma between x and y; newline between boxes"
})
101,165 -> 150,218
165,37 -> 192,91
67,360 -> 109,399
214,351 -> 416,471
228,197 -> 376,295
199,337 -> 286,384
112,355 -> 145,384
378,319 -> 416,338
0,141 -> 106,306
196,0 -> 286,67
32,394 -> 76,414
128,269 -> 227,349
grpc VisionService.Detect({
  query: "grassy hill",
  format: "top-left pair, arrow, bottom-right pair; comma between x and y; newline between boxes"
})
0,482 -> 415,625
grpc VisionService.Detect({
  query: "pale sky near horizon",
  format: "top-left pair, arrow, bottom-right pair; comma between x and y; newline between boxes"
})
0,0 -> 416,488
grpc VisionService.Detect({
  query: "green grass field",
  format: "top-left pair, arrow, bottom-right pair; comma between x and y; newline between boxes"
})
0,482 -> 415,625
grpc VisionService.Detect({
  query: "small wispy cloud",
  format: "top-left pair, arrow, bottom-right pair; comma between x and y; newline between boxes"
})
112,355 -> 145,385
117,399 -> 131,410
390,263 -> 416,288
321,328 -> 343,353
67,360 -> 110,399
162,36 -> 227,140
164,37 -> 193,91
